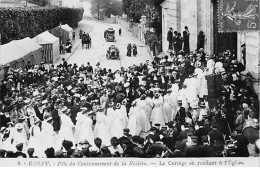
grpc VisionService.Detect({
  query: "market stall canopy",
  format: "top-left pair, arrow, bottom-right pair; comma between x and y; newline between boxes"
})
61,24 -> 73,32
33,31 -> 59,44
0,40 -> 30,66
13,37 -> 42,53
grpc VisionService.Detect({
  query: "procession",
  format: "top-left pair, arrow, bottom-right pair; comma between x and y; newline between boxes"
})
0,0 -> 259,162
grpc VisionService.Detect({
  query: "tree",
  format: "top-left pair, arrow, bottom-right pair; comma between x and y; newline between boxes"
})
91,0 -> 123,19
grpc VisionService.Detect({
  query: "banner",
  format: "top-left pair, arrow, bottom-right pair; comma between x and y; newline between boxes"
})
218,0 -> 259,32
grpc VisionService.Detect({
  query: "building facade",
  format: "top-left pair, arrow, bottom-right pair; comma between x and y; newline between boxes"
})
161,0 -> 260,98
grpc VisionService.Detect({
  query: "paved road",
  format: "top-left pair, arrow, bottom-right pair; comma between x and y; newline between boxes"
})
64,19 -> 153,71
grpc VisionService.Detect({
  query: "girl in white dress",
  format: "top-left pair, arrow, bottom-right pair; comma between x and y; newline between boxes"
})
162,89 -> 173,123
109,103 -> 125,138
94,109 -> 111,146
136,97 -> 151,133
145,92 -> 153,121
151,93 -> 165,126
127,100 -> 141,136
105,102 -> 115,132
27,117 -> 44,157
170,83 -> 179,120
56,107 -> 75,149
78,110 -> 94,145
41,114 -> 56,153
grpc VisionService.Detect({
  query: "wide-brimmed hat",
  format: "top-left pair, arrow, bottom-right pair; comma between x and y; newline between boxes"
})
61,106 -> 70,115
124,82 -> 130,88
154,93 -> 160,98
109,102 -> 114,108
116,103 -> 121,109
0,127 -> 6,133
200,102 -> 206,107
121,99 -> 127,105
131,100 -> 137,106
33,117 -> 41,124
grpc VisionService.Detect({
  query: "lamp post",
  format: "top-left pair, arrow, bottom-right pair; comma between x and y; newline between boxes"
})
59,22 -> 62,45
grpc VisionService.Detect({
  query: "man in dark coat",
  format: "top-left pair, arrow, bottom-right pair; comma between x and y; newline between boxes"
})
14,143 -> 27,158
235,128 -> 249,157
173,31 -> 178,53
183,26 -> 190,54
70,99 -> 80,125
0,80 -> 7,101
183,136 -> 201,157
208,125 -> 224,146
51,103 -> 60,132
167,28 -> 173,51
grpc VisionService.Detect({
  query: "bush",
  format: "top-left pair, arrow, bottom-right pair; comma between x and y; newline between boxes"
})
144,31 -> 162,55
0,7 -> 84,45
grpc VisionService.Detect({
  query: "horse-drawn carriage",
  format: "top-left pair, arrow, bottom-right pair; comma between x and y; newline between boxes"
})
106,45 -> 119,60
82,33 -> 91,49
104,28 -> 116,42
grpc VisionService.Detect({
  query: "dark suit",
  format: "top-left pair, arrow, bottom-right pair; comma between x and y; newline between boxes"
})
70,104 -> 80,125
236,135 -> 249,157
52,109 -> 60,131
184,145 -> 201,157
167,30 -> 173,50
148,142 -> 167,157
199,145 -> 213,157
14,151 -> 27,158
183,30 -> 190,53
34,105 -> 43,121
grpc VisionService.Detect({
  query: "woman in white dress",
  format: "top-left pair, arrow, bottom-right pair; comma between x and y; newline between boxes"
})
12,123 -> 27,151
151,93 -> 165,126
105,102 -> 115,132
0,129 -> 16,152
41,114 -> 57,153
162,89 -> 173,123
170,83 -> 179,120
94,107 -> 111,146
78,110 -> 94,145
136,96 -> 151,133
56,107 -> 75,149
120,100 -> 128,128
109,103 -> 125,138
145,91 -> 153,121
127,100 -> 141,136
27,117 -> 44,157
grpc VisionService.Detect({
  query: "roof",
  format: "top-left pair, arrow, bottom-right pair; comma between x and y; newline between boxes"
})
13,37 -> 42,52
160,0 -> 175,8
33,31 -> 59,44
0,40 -> 30,66
61,24 -> 73,32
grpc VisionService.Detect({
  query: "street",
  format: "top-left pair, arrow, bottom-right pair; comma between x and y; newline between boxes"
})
56,19 -> 153,71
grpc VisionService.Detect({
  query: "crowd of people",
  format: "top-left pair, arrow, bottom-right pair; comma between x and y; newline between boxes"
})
0,45 -> 259,158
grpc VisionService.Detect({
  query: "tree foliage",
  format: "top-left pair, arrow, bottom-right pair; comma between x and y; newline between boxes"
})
90,0 -> 123,19
0,7 -> 84,45
122,0 -> 164,36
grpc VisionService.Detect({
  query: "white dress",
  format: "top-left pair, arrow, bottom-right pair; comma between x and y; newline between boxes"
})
170,84 -> 179,120
94,112 -> 111,146
151,97 -> 165,126
28,125 -> 44,157
109,108 -> 125,138
41,120 -> 57,152
162,94 -> 173,123
78,115 -> 94,145
127,106 -> 140,136
105,107 -> 115,132
56,114 -> 75,148
145,97 -> 153,120
136,100 -> 151,132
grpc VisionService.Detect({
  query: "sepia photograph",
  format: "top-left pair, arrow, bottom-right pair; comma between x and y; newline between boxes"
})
0,0 -> 259,167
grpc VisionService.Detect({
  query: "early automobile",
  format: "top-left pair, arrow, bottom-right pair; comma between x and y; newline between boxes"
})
104,28 -> 115,42
106,45 -> 119,60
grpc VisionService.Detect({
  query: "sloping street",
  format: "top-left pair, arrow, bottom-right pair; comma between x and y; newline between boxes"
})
55,19 -> 153,71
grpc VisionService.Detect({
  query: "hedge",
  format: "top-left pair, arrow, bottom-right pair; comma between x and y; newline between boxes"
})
0,7 -> 84,45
